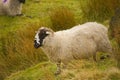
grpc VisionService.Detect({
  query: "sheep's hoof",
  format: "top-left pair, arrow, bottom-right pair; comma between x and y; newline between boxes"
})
100,54 -> 110,60
26,15 -> 33,19
54,71 -> 61,76
62,64 -> 67,69
16,14 -> 23,16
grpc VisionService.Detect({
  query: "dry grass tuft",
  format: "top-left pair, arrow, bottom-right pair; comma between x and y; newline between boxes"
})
50,7 -> 76,31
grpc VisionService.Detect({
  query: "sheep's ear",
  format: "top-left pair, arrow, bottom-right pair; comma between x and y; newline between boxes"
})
40,27 -> 45,30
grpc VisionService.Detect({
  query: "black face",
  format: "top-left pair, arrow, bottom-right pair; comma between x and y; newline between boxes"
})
18,0 -> 25,4
34,29 -> 49,49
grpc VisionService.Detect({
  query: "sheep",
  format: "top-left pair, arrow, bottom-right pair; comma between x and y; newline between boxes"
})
0,0 -> 25,16
109,8 -> 120,46
34,22 -> 112,75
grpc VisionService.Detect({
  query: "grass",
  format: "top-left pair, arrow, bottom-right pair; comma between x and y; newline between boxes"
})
5,62 -> 56,80
5,60 -> 120,80
0,0 -> 120,80
50,7 -> 76,31
79,0 -> 120,22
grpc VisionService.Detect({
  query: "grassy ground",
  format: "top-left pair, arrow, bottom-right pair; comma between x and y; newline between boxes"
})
5,59 -> 120,80
0,0 -> 120,80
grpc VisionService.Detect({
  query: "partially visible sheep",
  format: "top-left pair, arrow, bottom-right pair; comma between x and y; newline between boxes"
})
109,8 -> 120,45
0,0 -> 25,16
34,22 -> 112,75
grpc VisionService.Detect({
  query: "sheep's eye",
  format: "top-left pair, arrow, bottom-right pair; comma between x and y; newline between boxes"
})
43,31 -> 45,34
34,40 -> 36,43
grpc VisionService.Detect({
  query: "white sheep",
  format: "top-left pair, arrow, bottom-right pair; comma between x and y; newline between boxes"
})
34,22 -> 112,75
0,0 -> 25,16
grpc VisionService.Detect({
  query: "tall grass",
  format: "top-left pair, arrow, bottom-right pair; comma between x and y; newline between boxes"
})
111,36 -> 120,69
80,0 -> 120,22
50,7 -> 76,31
110,40 -> 120,68
0,23 -> 48,80
115,47 -> 120,68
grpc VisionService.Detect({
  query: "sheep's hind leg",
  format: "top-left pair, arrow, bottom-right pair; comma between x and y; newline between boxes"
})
16,14 -> 33,18
16,13 -> 23,16
55,61 -> 61,75
93,53 -> 97,62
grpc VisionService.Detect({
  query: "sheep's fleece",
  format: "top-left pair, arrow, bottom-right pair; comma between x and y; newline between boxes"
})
0,0 -> 25,16
34,22 -> 112,64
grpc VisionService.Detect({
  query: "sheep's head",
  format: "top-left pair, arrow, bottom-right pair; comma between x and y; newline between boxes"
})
18,0 -> 25,4
34,27 -> 53,48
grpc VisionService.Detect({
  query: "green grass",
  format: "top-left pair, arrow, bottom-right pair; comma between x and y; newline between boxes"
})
5,62 -> 56,80
5,60 -> 120,80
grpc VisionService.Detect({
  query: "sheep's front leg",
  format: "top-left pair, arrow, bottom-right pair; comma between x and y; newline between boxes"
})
55,61 -> 61,75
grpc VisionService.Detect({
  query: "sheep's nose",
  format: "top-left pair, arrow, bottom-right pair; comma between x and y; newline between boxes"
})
34,43 -> 40,48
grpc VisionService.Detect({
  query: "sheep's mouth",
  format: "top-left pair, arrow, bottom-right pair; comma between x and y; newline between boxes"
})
34,40 -> 42,48
34,43 -> 42,48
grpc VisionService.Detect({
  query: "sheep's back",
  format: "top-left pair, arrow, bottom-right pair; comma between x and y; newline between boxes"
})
60,22 -> 110,59
65,22 -> 108,43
